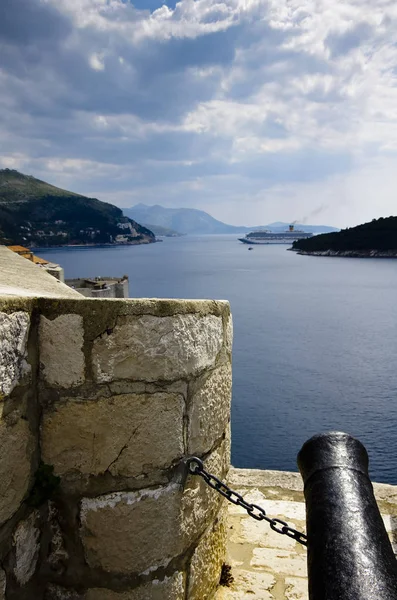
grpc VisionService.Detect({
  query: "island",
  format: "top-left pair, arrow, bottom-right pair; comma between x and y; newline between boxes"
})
292,216 -> 397,258
0,169 -> 155,247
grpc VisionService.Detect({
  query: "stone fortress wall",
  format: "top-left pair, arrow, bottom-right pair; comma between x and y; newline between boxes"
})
65,277 -> 129,298
0,247 -> 232,599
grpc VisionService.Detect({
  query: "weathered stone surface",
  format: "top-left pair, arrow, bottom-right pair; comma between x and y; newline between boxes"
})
80,483 -> 184,574
225,315 -> 233,354
0,311 -> 30,398
228,489 -> 305,522
250,548 -> 307,577
13,511 -> 40,585
188,507 -> 227,600
0,568 -> 5,600
80,439 -> 228,575
45,584 -> 83,599
0,246 -> 80,299
39,314 -> 85,387
92,314 -> 223,383
0,416 -> 34,524
86,572 -> 185,599
228,467 -> 304,494
214,570 -> 275,599
230,516 -> 297,550
41,393 -> 184,478
181,438 -> 229,545
48,502 -> 69,574
188,364 -> 232,455
285,577 -> 309,600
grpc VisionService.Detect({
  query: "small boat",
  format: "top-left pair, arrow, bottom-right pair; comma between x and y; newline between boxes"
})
248,247 -> 253,250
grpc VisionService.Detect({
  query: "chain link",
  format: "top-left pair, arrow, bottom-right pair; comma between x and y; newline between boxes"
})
186,457 -> 307,547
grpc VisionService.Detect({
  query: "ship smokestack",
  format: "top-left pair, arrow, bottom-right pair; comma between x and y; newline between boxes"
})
289,224 -> 294,232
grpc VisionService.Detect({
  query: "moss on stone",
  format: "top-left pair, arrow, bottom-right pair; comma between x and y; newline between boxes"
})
0,297 -> 36,314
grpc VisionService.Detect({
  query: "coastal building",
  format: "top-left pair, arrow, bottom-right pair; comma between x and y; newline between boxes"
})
65,276 -> 129,298
7,245 -> 65,282
6,245 -> 128,298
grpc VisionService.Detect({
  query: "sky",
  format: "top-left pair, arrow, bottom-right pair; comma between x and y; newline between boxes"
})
1,0 -> 397,227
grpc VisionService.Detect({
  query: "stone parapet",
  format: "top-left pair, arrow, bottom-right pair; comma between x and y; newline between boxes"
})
0,283 -> 232,599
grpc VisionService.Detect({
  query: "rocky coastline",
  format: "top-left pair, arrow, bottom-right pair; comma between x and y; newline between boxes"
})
293,249 -> 397,258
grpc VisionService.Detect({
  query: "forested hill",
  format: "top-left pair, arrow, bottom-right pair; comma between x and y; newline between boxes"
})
292,217 -> 397,255
0,169 -> 155,247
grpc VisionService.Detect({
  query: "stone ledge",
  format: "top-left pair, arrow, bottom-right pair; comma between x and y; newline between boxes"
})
0,246 -> 80,299
39,297 -> 231,319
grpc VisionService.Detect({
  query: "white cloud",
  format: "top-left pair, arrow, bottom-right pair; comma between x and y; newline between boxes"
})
1,0 -> 397,227
89,52 -> 105,71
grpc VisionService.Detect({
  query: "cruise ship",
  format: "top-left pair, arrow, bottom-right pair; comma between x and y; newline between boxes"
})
239,224 -> 313,245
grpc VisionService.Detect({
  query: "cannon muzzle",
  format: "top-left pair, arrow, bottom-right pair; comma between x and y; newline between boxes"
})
298,432 -> 397,599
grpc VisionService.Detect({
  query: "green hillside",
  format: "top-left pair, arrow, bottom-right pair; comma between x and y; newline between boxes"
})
293,216 -> 397,253
0,169 -> 155,247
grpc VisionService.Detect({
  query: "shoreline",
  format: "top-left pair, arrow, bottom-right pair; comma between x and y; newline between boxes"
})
293,249 -> 397,258
29,239 -> 158,251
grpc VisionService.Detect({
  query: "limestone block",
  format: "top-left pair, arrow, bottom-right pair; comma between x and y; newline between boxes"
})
80,437 -> 229,576
228,467 -> 303,494
188,364 -> 232,455
86,572 -> 185,599
0,311 -> 30,397
92,314 -> 223,383
13,511 -> 40,585
225,315 -> 233,354
0,416 -> 34,524
382,514 -> 397,533
80,483 -> 184,574
227,489 -> 306,522
39,314 -> 85,387
181,437 -> 229,544
250,547 -> 307,577
231,516 -> 297,550
285,577 -> 309,600
188,508 -> 227,600
41,393 -> 184,478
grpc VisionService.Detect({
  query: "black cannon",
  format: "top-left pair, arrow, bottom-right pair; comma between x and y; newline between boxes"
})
298,431 -> 397,599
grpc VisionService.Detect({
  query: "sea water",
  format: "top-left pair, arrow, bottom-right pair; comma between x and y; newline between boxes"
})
38,235 -> 397,483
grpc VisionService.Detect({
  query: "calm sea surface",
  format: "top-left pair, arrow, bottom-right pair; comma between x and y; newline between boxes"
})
37,236 -> 397,483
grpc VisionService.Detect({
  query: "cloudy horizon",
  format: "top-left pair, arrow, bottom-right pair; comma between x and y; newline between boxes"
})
1,0 -> 397,228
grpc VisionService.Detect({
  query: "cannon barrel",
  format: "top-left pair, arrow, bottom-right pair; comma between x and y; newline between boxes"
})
298,432 -> 397,600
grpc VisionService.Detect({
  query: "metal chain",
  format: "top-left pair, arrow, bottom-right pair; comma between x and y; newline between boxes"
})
186,457 -> 307,547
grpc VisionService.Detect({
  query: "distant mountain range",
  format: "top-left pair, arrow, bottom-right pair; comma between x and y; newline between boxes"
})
123,204 -> 246,234
0,170 -> 155,247
124,204 -> 339,236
